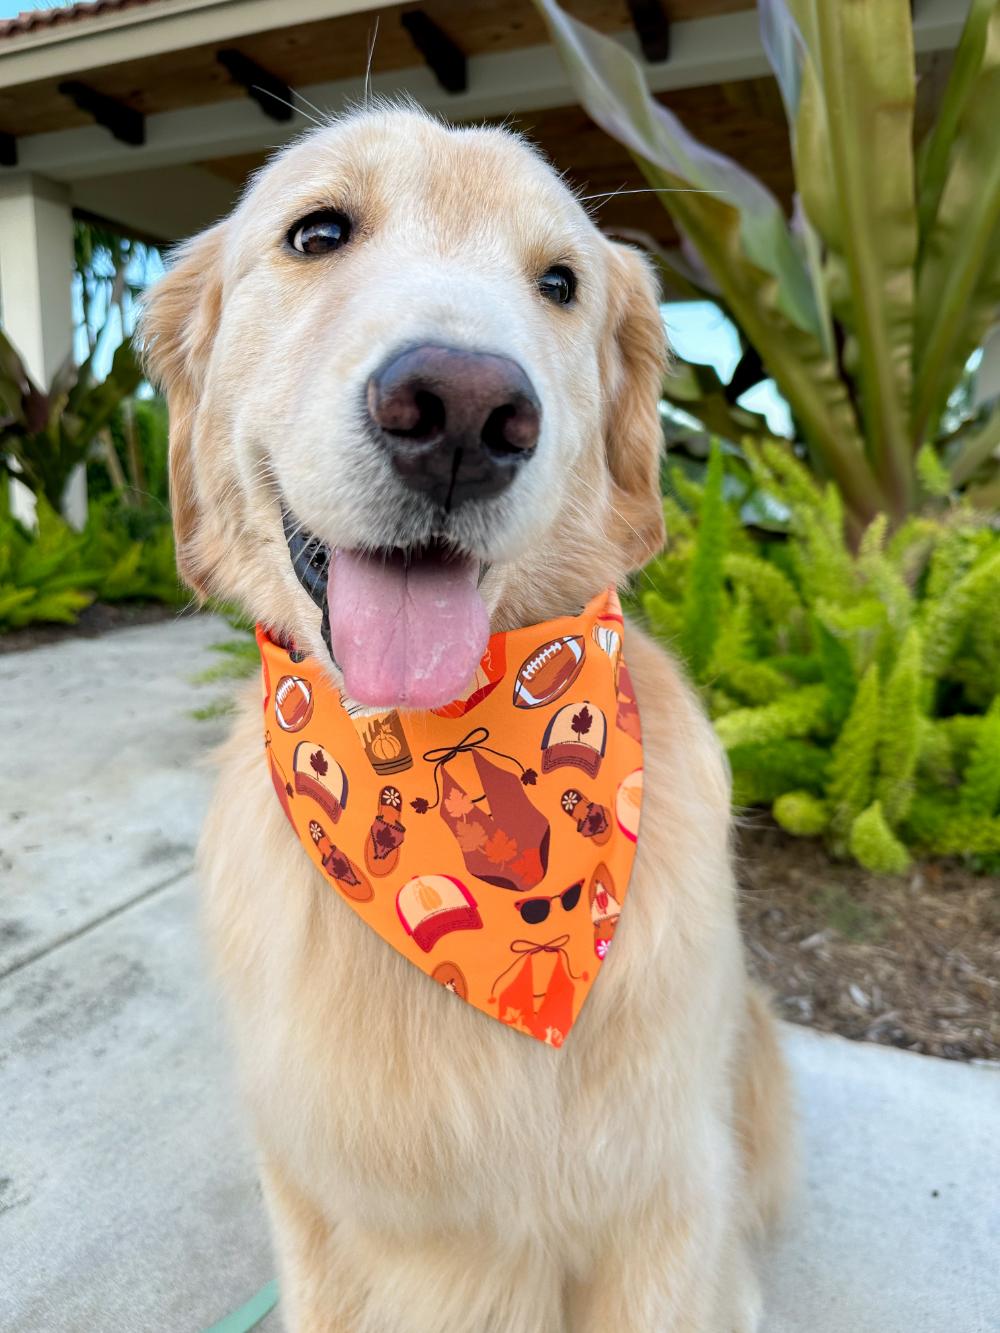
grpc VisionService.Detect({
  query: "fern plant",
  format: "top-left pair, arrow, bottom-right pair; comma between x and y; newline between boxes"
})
636,442 -> 1000,872
0,484 -> 184,631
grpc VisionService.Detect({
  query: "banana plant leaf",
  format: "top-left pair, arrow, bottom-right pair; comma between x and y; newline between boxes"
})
535,0 -> 819,336
533,0 -> 884,523
916,0 -> 998,242
949,401 -> 1000,487
785,0 -> 918,516
913,1 -> 1000,443
62,339 -> 142,448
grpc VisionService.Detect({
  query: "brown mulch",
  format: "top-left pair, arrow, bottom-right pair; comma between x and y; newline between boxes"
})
737,817 -> 1000,1064
0,601 -> 181,655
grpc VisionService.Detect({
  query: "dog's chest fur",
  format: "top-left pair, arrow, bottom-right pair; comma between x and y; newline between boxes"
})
198,631 -> 745,1256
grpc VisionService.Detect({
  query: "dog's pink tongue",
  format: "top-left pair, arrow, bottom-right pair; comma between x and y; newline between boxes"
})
328,549 -> 489,710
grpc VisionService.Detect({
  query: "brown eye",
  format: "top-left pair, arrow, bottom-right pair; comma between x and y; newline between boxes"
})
288,210 -> 352,256
538,265 -> 576,305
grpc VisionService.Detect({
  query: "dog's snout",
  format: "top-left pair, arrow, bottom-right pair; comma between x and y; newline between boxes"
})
366,345 -> 541,508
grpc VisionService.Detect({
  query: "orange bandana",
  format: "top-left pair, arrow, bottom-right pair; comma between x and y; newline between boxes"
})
257,590 -> 642,1047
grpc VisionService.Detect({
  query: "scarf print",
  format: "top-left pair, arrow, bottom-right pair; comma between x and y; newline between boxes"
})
258,590 -> 643,1047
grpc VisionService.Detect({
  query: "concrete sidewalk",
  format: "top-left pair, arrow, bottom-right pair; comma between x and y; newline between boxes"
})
2,619 -> 998,1332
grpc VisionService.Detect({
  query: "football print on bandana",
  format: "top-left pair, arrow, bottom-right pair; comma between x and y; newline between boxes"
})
255,589 -> 643,1046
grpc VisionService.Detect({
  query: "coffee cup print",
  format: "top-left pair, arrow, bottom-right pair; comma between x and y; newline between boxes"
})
349,709 -> 413,775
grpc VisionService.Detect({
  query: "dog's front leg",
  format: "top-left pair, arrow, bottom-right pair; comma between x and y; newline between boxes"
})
567,1144 -> 759,1333
260,1156 -> 354,1333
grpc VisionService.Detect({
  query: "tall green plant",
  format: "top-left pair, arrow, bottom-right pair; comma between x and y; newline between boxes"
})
0,327 -> 142,514
635,442 -> 1000,873
535,0 -> 1000,525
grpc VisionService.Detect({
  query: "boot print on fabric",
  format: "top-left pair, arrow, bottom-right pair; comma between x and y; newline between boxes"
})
366,785 -> 406,877
560,788 -> 612,845
308,820 -> 373,902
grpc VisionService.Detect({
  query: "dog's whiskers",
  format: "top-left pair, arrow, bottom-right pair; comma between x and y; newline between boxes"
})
249,85 -> 324,127
364,17 -> 380,107
580,186 -> 728,203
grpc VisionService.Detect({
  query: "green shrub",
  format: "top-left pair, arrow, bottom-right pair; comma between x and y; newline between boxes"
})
634,441 -> 1000,871
0,485 -> 185,631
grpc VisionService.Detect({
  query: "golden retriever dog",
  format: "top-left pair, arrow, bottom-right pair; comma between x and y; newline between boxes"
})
142,105 -> 792,1333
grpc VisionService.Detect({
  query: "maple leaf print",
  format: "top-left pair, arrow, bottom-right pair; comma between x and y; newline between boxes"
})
445,787 -> 475,819
454,820 -> 487,853
484,828 -> 518,866
511,847 -> 543,887
327,849 -> 359,885
571,705 -> 593,737
310,749 -> 329,777
521,768 -> 538,786
581,803 -> 610,838
411,797 -> 429,814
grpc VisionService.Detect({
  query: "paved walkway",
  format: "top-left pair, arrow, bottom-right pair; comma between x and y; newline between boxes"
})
1,619 -> 997,1332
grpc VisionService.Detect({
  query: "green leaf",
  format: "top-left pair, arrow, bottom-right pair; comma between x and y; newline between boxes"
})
533,0 -> 883,525
916,0 -> 998,243
877,625 -> 923,825
959,698 -> 1000,816
774,790 -> 829,837
827,663 -> 880,849
913,1 -> 1000,441
915,443 -> 953,498
849,800 -> 910,874
788,0 -> 918,515
948,401 -> 1000,488
680,442 -> 727,680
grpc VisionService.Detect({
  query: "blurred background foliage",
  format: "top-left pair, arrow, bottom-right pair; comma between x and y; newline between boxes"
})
537,0 -> 1000,526
2,0 -> 998,872
535,0 -> 1000,869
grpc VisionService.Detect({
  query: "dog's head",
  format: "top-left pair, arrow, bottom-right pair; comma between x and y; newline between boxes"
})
142,106 -> 665,710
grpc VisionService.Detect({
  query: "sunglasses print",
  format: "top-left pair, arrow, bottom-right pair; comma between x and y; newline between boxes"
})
513,880 -> 583,925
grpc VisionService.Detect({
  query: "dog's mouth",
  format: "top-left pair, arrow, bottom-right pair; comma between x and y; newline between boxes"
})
283,509 -> 490,710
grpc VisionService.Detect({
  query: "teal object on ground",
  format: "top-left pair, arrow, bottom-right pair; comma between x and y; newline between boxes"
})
203,1279 -> 278,1332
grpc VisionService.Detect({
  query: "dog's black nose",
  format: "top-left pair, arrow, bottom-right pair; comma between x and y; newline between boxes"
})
367,344 -> 541,508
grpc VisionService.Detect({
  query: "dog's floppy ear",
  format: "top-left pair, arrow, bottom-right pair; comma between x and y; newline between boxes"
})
601,242 -> 667,569
139,224 -> 227,597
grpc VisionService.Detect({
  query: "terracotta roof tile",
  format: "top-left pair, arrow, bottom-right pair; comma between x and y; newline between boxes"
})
0,0 -> 162,42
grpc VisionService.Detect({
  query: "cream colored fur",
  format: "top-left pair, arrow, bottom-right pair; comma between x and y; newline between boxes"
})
143,106 -> 793,1333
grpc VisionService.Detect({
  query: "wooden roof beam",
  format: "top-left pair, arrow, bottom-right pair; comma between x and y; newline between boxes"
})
217,48 -> 294,123
626,1 -> 671,64
400,11 -> 467,95
57,80 -> 144,146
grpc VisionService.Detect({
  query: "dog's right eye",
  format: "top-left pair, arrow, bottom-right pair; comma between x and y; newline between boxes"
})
287,210 -> 352,256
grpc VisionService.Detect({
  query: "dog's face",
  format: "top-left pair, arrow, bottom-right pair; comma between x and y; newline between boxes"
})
143,107 -> 665,710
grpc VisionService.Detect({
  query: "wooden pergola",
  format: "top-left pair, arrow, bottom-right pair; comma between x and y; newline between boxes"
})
0,0 -> 970,521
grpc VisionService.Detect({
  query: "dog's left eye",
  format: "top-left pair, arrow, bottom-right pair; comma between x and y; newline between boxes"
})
537,265 -> 576,305
288,210 -> 352,256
